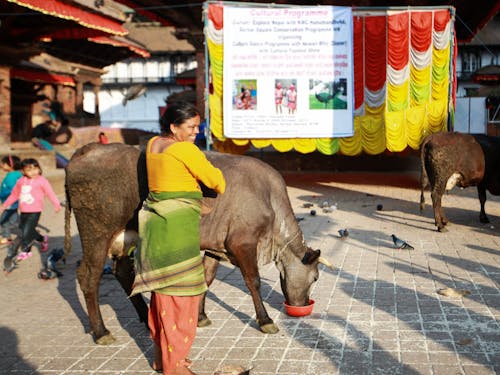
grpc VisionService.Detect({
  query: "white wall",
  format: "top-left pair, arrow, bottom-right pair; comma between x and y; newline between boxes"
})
89,86 -> 187,132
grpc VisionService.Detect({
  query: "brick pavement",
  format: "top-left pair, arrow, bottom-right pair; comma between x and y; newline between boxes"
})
0,170 -> 498,375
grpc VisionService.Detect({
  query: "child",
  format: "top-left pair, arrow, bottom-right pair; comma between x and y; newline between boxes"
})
0,158 -> 61,261
0,155 -> 22,244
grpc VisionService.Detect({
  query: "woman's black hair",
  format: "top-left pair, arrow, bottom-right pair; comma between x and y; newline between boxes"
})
21,158 -> 42,175
1,155 -> 21,170
159,101 -> 200,136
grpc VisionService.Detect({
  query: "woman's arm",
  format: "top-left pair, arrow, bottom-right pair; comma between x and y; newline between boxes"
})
179,143 -> 226,194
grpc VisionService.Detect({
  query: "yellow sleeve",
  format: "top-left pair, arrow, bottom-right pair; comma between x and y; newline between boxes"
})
174,143 -> 226,194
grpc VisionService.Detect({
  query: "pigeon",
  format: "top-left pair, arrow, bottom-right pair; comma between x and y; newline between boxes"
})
3,255 -> 16,273
214,365 -> 251,375
46,248 -> 65,277
338,228 -> 349,239
122,84 -> 147,106
391,234 -> 414,250
3,241 -> 20,273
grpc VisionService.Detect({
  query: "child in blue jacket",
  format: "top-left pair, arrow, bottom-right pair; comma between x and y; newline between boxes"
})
0,155 -> 22,244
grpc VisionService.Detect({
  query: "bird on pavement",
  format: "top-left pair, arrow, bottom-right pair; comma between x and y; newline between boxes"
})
391,234 -> 414,250
338,228 -> 349,239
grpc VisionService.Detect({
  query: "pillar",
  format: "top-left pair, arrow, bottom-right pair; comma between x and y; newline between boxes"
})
0,66 -> 12,144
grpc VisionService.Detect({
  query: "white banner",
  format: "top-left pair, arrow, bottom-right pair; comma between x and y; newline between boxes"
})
223,5 -> 354,138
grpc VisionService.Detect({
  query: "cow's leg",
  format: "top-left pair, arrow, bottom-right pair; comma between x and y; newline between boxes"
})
198,252 -> 221,328
430,182 -> 447,232
440,204 -> 449,227
114,256 -> 149,326
420,162 -> 428,212
419,189 -> 425,212
77,242 -> 115,345
477,184 -> 490,223
235,250 -> 278,334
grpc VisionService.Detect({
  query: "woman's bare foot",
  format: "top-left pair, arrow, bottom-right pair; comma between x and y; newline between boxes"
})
173,365 -> 197,375
152,345 -> 162,371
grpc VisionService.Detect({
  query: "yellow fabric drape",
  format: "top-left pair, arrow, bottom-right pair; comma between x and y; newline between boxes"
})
387,80 -> 410,112
406,105 -> 427,149
410,65 -> 431,106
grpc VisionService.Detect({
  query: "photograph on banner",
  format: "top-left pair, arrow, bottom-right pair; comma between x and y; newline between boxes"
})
233,79 -> 257,110
274,79 -> 298,115
309,78 -> 347,110
223,5 -> 354,139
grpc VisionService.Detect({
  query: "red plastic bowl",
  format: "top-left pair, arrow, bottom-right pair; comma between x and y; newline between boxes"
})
284,299 -> 315,317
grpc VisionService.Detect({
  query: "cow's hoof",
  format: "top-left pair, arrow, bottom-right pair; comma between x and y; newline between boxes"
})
480,216 -> 490,224
95,333 -> 116,345
260,323 -> 279,334
437,227 -> 448,233
197,317 -> 212,328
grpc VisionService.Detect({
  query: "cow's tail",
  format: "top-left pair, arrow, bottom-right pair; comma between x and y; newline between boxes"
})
419,139 -> 429,211
64,181 -> 72,260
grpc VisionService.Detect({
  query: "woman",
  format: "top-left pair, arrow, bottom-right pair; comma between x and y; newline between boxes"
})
131,102 -> 225,375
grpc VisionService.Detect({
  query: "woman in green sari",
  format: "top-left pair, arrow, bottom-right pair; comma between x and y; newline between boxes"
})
131,102 -> 226,375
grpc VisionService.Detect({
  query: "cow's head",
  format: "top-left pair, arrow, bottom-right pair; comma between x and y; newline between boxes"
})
276,247 -> 332,306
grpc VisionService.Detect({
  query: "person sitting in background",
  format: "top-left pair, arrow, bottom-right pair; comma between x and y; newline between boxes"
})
98,132 -> 109,145
33,99 -> 71,144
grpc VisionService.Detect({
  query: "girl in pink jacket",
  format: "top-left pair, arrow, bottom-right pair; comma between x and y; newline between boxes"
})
0,158 -> 61,264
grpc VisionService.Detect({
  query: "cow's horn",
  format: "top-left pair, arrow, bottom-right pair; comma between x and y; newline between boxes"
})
318,256 -> 334,270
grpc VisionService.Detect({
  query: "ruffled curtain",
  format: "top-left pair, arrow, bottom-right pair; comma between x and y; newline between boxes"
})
205,5 -> 454,155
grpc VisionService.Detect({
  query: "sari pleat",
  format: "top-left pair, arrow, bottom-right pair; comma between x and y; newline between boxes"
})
149,293 -> 200,374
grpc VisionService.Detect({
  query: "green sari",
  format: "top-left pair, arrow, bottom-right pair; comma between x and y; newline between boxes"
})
131,191 -> 207,296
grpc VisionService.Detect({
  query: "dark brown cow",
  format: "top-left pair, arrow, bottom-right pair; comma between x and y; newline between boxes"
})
65,143 -> 331,344
472,134 -> 500,221
420,132 -> 500,231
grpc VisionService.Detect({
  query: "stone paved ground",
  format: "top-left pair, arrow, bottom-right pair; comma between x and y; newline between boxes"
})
0,170 -> 498,375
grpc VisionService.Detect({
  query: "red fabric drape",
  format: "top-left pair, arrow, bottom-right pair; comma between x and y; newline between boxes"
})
452,33 -> 457,110
434,9 -> 450,32
388,12 -> 409,70
411,11 -> 432,52
364,15 -> 387,92
209,3 -> 224,30
353,16 -> 364,109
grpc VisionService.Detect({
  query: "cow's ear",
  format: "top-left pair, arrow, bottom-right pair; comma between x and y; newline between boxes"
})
301,248 -> 321,265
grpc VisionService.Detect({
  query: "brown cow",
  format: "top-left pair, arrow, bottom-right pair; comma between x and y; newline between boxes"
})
65,143 -> 331,344
420,132 -> 500,231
